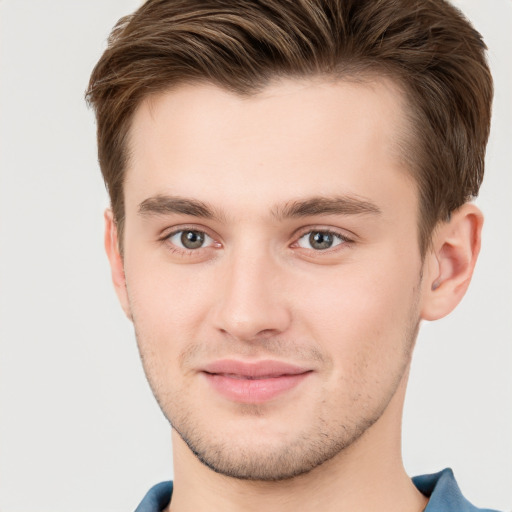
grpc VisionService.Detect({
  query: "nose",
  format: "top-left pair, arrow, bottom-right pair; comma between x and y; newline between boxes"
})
212,246 -> 292,341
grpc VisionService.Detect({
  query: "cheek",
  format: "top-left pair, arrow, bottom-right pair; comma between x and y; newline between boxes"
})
292,254 -> 421,368
290,259 -> 421,415
124,254 -> 215,358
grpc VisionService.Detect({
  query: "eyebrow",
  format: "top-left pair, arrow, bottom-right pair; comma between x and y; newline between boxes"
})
138,194 -> 381,221
272,196 -> 381,219
138,195 -> 221,220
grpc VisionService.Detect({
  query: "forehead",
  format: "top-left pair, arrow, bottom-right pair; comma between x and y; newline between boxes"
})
125,77 -> 415,217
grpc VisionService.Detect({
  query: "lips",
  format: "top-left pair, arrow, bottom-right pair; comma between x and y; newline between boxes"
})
201,360 -> 312,403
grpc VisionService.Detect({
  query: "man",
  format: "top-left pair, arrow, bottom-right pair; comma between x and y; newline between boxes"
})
86,0 -> 497,510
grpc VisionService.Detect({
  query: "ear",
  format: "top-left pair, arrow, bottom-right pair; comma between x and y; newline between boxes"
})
420,203 -> 483,321
104,209 -> 132,320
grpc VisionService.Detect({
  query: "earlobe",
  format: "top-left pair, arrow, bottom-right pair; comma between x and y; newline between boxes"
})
420,203 -> 483,321
104,209 -> 133,320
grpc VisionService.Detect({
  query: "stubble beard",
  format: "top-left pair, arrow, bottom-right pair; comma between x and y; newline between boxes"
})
135,327 -> 419,482
171,403 -> 383,481
132,283 -> 422,482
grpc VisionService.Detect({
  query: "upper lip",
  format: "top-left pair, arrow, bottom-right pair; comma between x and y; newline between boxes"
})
202,359 -> 311,379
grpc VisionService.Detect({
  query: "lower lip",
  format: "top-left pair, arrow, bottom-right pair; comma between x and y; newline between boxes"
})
203,372 -> 311,403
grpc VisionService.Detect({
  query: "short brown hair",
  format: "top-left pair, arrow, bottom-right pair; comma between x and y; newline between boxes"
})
86,0 -> 493,255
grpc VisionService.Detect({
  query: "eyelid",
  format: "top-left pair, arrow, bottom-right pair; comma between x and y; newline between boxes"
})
159,223 -> 217,240
292,226 -> 355,243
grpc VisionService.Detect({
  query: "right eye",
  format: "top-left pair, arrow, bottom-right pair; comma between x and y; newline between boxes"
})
167,229 -> 214,250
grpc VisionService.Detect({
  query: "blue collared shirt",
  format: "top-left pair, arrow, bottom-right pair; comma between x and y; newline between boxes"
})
135,468 -> 501,512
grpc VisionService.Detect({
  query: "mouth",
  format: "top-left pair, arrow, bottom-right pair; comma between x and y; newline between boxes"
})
201,359 -> 313,403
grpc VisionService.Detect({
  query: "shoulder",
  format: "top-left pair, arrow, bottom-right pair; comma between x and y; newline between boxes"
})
413,468 -> 502,512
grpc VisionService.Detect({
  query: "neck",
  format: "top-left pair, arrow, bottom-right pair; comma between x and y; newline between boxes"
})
167,372 -> 427,512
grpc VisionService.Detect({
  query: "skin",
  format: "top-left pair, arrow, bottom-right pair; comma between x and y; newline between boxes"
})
105,78 -> 482,512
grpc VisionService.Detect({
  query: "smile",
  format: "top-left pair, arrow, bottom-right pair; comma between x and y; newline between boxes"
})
201,360 -> 313,403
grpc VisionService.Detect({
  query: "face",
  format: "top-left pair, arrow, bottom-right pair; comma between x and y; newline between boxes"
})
114,78 -> 427,480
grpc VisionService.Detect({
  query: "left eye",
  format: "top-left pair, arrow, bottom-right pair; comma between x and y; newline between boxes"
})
167,230 -> 214,250
296,230 -> 346,250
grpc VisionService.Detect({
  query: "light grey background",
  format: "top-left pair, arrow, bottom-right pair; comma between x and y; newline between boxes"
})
0,1 -> 510,511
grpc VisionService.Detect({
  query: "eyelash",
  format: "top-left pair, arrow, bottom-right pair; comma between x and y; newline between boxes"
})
158,226 -> 218,256
293,228 -> 353,251
159,226 -> 354,256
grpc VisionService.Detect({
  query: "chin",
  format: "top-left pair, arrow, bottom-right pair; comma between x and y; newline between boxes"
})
170,409 -> 376,482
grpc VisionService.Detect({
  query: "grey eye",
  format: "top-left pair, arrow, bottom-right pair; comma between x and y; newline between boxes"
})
297,231 -> 344,250
168,230 -> 212,250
